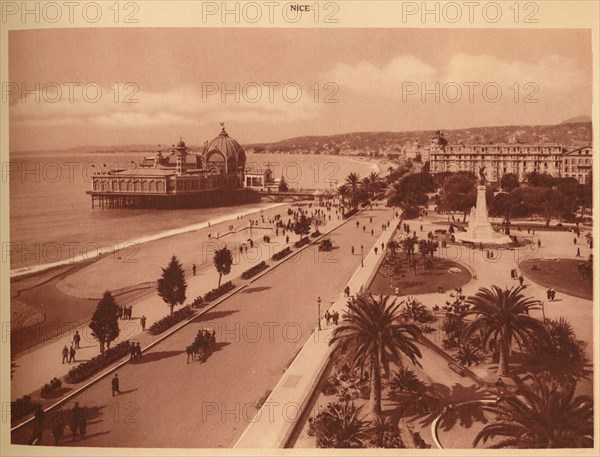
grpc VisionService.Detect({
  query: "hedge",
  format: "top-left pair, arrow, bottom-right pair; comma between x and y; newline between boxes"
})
149,305 -> 195,335
203,281 -> 235,302
272,246 -> 292,261
294,237 -> 311,248
191,296 -> 205,308
11,395 -> 36,421
40,377 -> 62,398
66,340 -> 131,384
343,208 -> 358,219
241,261 -> 269,279
310,231 -> 321,238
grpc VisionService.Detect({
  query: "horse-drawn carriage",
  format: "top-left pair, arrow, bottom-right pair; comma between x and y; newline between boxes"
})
186,329 -> 216,363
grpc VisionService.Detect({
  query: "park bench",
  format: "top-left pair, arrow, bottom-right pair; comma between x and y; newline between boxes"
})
448,362 -> 465,377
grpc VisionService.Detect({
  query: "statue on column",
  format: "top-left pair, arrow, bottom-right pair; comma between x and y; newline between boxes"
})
478,165 -> 487,184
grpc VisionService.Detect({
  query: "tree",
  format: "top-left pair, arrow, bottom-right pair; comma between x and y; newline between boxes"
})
368,171 -> 379,189
293,214 -> 312,240
439,172 -> 477,222
157,255 -> 187,317
462,285 -> 548,377
475,375 -> 593,448
361,176 -> 371,196
337,185 -> 349,211
213,247 -> 233,287
89,291 -> 120,353
345,172 -> 361,208
278,176 -> 288,192
330,294 -> 422,419
499,173 -> 520,192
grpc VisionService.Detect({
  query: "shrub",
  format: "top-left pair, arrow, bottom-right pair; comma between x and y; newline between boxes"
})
11,395 -> 36,421
311,230 -> 321,238
149,305 -> 195,335
272,246 -> 292,261
343,208 -> 358,219
66,340 -> 131,384
241,261 -> 269,279
191,296 -> 204,308
203,281 -> 235,302
40,377 -> 62,398
294,237 -> 311,248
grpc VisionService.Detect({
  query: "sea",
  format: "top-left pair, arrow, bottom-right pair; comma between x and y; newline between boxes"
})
9,151 -> 379,274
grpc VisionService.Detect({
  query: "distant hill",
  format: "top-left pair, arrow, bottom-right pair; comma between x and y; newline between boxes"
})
245,122 -> 592,154
561,115 -> 592,124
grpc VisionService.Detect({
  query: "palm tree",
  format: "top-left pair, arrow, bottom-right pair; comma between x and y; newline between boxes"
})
462,285 -> 548,377
337,184 -> 349,212
330,294 -> 422,419
361,176 -> 371,196
345,172 -> 361,208
388,368 -> 427,396
213,247 -> 233,287
475,375 -> 593,448
368,171 -> 379,188
455,343 -> 483,367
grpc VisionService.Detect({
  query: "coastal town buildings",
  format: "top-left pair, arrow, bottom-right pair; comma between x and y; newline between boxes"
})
428,131 -> 593,183
88,125 -> 254,208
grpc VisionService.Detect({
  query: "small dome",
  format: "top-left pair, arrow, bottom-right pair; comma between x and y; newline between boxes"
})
177,139 -> 186,148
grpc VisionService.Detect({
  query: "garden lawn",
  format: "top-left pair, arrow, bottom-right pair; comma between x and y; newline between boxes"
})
520,258 -> 592,300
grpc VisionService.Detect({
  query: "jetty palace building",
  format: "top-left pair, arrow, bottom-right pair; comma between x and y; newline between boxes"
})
427,131 -> 592,184
87,125 -> 258,209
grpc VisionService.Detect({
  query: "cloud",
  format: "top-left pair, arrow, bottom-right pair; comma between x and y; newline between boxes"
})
322,53 -> 587,99
10,84 -> 322,129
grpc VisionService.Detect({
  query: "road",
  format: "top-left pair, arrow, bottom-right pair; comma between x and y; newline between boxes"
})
12,206 -> 394,448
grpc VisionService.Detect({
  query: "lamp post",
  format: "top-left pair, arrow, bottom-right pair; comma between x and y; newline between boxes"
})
361,245 -> 364,267
317,296 -> 322,331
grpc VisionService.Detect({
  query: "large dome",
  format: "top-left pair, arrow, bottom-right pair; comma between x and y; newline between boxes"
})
205,125 -> 246,173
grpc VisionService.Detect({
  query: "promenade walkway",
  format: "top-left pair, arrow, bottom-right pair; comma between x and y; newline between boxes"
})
11,204 -> 395,448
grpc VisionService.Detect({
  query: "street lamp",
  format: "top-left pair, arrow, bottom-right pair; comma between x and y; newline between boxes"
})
317,296 -> 322,331
361,245 -> 364,267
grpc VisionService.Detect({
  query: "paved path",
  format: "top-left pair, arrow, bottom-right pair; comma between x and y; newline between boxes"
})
11,205 -> 395,447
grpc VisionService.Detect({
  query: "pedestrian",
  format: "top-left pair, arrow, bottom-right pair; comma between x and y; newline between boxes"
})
576,247 -> 581,257
324,310 -> 331,325
374,247 -> 378,255
518,275 -> 524,286
62,345 -> 69,364
140,315 -> 146,331
193,264 -> 196,276
73,331 -> 81,349
136,342 -> 142,358
371,229 -> 374,236
550,289 -> 556,301
537,239 -> 541,248
118,306 -> 123,319
363,225 -> 366,232
369,216 -> 373,223
130,343 -> 136,360
332,311 -> 339,325
286,235 -> 289,244
381,242 -> 384,252
527,226 -> 530,234
546,289 -> 552,300
573,238 -> 577,245
111,373 -> 120,396
356,221 -> 359,228
52,413 -> 64,445
69,345 -> 76,363
351,246 -> 355,255
70,403 -> 81,441
344,286 -> 350,297
79,414 -> 87,440
33,404 -> 45,442
394,286 -> 399,295
420,225 -> 423,232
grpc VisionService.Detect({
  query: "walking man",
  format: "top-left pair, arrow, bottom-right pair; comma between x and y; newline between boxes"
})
351,246 -> 355,255
73,331 -> 81,349
192,264 -> 196,276
518,275 -> 524,286
111,374 -> 120,396
62,345 -> 69,364
576,247 -> 581,258
140,315 -> 146,331
68,345 -> 76,364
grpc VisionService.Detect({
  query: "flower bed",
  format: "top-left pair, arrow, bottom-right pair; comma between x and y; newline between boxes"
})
203,281 -> 235,302
40,377 -> 62,398
294,237 -> 311,248
311,230 -> 321,238
66,340 -> 131,384
272,246 -> 292,261
191,296 -> 205,308
241,261 -> 269,279
11,395 -> 36,421
149,306 -> 195,335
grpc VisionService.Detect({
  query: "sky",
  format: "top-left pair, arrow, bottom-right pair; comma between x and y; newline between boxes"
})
8,28 -> 593,151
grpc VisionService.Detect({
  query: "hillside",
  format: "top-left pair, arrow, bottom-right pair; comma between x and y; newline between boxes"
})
246,122 -> 592,154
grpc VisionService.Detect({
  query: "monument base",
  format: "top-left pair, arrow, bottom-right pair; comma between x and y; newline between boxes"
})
454,231 -> 513,246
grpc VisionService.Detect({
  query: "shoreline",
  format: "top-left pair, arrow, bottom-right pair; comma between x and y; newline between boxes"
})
10,202 -> 287,279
